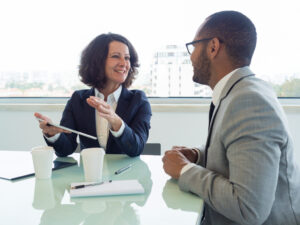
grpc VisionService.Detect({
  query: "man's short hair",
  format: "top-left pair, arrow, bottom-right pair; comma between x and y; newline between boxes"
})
202,11 -> 257,66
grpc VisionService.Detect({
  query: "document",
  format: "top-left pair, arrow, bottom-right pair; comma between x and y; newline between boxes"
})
70,179 -> 144,198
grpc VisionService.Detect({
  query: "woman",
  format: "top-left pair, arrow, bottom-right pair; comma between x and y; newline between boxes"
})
35,33 -> 151,157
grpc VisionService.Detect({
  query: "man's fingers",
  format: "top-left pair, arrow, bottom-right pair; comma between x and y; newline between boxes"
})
163,163 -> 168,173
172,145 -> 186,149
164,149 -> 176,155
162,154 -> 167,163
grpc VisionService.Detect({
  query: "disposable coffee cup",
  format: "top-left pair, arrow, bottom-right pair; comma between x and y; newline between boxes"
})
81,148 -> 105,182
31,146 -> 54,179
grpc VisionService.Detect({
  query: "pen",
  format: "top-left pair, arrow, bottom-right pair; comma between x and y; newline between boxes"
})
71,180 -> 112,189
114,164 -> 132,175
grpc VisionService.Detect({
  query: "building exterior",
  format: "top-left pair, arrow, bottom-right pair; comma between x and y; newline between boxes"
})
150,44 -> 211,97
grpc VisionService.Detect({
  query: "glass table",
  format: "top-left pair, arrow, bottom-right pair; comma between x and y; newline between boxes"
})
0,151 -> 203,225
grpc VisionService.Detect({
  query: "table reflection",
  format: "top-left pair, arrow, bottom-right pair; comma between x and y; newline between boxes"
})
162,179 -> 203,213
33,155 -> 152,225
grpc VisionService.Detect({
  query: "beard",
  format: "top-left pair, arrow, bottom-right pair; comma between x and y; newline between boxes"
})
192,49 -> 211,85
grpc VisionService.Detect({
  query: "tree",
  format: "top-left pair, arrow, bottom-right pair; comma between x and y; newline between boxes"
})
272,78 -> 300,97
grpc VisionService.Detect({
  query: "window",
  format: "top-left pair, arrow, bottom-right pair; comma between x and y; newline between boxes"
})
0,0 -> 299,97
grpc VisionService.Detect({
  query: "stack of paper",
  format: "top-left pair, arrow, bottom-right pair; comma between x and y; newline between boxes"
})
70,179 -> 144,198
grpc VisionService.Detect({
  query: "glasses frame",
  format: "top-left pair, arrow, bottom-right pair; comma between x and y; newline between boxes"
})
186,37 -> 223,55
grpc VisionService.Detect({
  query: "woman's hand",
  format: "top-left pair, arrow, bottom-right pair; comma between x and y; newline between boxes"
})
86,96 -> 122,131
34,112 -> 70,137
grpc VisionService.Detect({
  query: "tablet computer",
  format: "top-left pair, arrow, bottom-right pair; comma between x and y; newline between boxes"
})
36,118 -> 97,140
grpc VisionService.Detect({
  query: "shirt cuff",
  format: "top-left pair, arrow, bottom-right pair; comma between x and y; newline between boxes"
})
110,120 -> 125,137
180,163 -> 197,175
192,147 -> 201,164
44,133 -> 60,143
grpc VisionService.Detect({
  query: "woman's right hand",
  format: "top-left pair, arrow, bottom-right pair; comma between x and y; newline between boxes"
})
34,112 -> 69,137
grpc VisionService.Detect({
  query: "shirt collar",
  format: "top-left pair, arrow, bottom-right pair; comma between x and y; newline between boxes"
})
212,66 -> 249,105
94,85 -> 122,103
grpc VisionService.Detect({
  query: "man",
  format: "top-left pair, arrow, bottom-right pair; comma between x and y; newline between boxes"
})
162,11 -> 300,225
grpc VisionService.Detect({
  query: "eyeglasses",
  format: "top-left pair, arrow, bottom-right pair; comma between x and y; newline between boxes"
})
185,38 -> 213,55
186,37 -> 224,55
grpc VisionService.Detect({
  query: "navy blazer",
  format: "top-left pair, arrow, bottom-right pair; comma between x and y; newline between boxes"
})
46,86 -> 151,157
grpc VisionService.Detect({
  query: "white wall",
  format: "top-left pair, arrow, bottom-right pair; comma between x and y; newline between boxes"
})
1,103 -> 300,161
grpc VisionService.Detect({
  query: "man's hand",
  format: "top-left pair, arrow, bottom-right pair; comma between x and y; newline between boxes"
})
171,146 -> 198,163
162,150 -> 190,179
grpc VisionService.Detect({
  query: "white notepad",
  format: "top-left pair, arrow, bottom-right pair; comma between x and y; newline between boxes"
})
70,179 -> 144,198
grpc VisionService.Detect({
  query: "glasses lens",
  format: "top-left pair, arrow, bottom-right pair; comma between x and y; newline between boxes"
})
188,44 -> 194,54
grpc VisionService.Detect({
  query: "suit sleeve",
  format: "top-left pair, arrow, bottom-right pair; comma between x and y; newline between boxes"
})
45,93 -> 78,157
195,146 -> 206,166
112,92 -> 151,157
178,91 -> 286,225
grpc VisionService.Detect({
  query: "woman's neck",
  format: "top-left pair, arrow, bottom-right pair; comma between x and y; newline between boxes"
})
99,84 -> 120,101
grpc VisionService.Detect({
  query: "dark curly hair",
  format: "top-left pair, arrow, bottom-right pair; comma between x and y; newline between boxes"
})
201,11 -> 257,67
79,33 -> 139,89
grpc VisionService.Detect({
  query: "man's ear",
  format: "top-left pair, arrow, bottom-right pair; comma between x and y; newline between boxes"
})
207,38 -> 221,59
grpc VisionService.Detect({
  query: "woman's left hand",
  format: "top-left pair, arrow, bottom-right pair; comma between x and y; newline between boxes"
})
86,96 -> 122,131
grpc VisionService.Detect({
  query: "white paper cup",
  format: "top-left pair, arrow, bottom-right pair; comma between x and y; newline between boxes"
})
31,146 -> 54,179
81,147 -> 105,182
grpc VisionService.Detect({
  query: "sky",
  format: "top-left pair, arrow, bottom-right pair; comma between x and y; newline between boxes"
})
0,0 -> 299,84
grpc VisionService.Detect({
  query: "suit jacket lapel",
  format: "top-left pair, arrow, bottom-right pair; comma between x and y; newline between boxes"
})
82,88 -> 98,139
210,67 -> 255,129
115,87 -> 131,122
205,67 -> 255,166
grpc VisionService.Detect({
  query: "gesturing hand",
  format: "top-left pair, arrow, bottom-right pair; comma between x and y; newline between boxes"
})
162,150 -> 190,179
86,96 -> 122,131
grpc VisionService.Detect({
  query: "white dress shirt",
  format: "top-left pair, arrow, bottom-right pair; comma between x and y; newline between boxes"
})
94,86 -> 125,149
45,86 -> 125,150
180,67 -> 245,175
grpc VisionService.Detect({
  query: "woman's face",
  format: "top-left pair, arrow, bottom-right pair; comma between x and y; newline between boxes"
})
105,41 -> 131,88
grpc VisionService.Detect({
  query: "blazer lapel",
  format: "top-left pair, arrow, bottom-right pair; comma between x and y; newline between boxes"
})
115,87 -> 131,122
205,67 -> 255,166
210,67 -> 255,129
83,88 -> 98,139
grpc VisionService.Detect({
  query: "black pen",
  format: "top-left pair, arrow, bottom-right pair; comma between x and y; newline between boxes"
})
71,180 -> 112,189
114,164 -> 132,175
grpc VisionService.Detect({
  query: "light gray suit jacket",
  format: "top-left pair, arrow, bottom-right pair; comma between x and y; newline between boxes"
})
179,67 -> 300,225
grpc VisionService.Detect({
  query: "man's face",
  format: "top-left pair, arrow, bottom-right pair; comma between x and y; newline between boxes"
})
191,39 -> 211,85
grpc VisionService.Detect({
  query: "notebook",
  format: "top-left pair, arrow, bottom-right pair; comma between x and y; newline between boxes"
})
70,179 -> 144,198
0,150 -> 77,181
